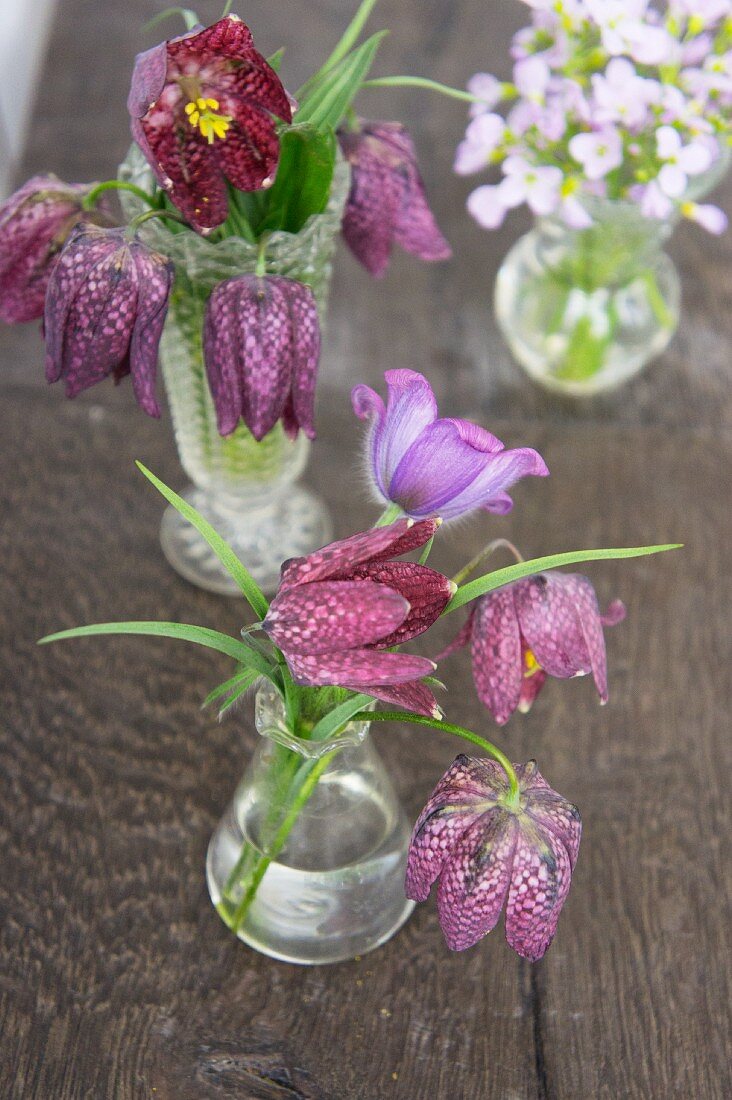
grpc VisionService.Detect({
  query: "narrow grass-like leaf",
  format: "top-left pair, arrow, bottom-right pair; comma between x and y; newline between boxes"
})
142,6 -> 198,33
295,32 -> 387,130
267,47 -> 286,73
38,621 -> 271,672
309,693 -> 373,742
296,0 -> 379,101
445,544 -> 682,614
217,670 -> 260,719
203,668 -> 258,709
135,462 -> 269,619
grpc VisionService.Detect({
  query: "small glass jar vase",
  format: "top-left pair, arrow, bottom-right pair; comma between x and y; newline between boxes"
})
495,199 -> 681,395
119,146 -> 350,594
206,685 -> 415,965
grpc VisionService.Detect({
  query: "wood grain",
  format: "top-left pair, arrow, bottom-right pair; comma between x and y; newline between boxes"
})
1,2 -> 730,1097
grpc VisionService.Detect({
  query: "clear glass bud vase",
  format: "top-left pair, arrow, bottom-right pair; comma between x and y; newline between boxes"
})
206,686 -> 415,965
119,146 -> 350,593
495,200 -> 681,396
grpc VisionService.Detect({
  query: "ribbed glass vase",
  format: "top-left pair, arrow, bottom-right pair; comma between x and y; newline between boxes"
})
206,685 -> 415,965
119,145 -> 350,593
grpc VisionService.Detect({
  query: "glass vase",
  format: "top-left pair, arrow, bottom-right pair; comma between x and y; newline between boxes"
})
118,145 -> 350,594
495,199 -> 681,396
206,685 -> 415,965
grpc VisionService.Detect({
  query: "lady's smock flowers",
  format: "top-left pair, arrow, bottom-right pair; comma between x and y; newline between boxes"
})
352,369 -> 548,520
406,755 -> 581,959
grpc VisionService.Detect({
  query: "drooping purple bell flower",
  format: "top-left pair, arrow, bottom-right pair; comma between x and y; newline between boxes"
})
442,573 -> 626,725
127,16 -> 292,232
0,175 -> 108,324
204,274 -> 320,441
337,121 -> 452,277
352,369 -> 548,520
44,224 -> 173,416
406,755 -> 581,959
262,519 -> 455,717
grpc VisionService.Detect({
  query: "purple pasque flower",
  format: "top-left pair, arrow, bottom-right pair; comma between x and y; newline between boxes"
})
0,176 -> 108,324
569,128 -> 624,181
443,572 -> 626,725
127,16 -> 292,232
262,519 -> 454,718
44,224 -> 173,417
337,121 -> 451,277
352,369 -> 548,521
204,275 -> 319,441
406,755 -> 581,959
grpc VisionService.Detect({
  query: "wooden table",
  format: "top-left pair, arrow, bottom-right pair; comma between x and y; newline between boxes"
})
1,2 -> 730,1097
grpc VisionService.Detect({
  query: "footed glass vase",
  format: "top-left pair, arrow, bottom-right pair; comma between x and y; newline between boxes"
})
119,146 -> 350,594
206,686 -> 415,965
495,200 -> 681,396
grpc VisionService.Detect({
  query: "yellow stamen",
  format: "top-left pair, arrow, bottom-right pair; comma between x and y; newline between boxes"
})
523,649 -> 541,678
184,96 -> 232,144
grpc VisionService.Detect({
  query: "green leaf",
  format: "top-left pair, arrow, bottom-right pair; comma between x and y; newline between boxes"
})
203,668 -> 259,709
38,621 -> 272,673
142,7 -> 198,33
309,693 -> 373,742
216,670 -> 261,718
267,47 -> 286,73
256,125 -> 336,235
295,31 -> 388,131
296,0 -> 379,102
446,545 -> 683,614
135,463 -> 269,619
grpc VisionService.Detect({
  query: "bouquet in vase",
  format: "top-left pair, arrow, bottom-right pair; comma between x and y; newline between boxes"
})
41,369 -> 678,964
456,0 -> 732,393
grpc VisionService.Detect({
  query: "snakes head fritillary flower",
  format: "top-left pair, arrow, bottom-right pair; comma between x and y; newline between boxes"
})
352,369 -> 548,520
44,224 -> 173,416
127,15 -> 292,232
445,573 -> 626,725
0,176 -> 109,324
406,755 -> 581,959
204,274 -> 320,441
262,519 -> 455,717
337,121 -> 452,276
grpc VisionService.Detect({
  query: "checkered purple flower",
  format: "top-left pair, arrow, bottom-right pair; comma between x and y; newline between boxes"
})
0,176 -> 108,324
127,16 -> 292,232
204,274 -> 320,442
337,121 -> 451,277
406,755 -> 581,959
352,369 -> 548,520
443,572 -> 626,725
262,519 -> 454,717
44,224 -> 173,416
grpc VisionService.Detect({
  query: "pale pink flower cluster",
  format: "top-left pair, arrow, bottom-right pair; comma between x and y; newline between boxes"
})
457,0 -> 731,233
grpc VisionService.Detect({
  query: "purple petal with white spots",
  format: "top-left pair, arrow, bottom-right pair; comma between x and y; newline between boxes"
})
263,580 -> 408,656
286,648 -> 435,688
504,819 -> 573,961
350,561 -> 454,647
470,588 -> 523,725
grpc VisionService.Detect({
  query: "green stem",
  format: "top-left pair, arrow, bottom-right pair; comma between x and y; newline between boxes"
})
451,539 -> 524,587
360,76 -> 484,103
82,180 -> 158,212
128,208 -> 188,233
221,0 -> 234,16
362,711 -> 520,803
373,503 -> 402,527
255,236 -> 269,277
223,752 -> 336,931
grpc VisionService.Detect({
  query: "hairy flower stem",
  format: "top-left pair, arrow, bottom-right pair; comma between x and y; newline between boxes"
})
361,76 -> 485,103
362,710 -> 520,803
451,538 -> 524,587
373,503 -> 403,527
82,180 -> 159,212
